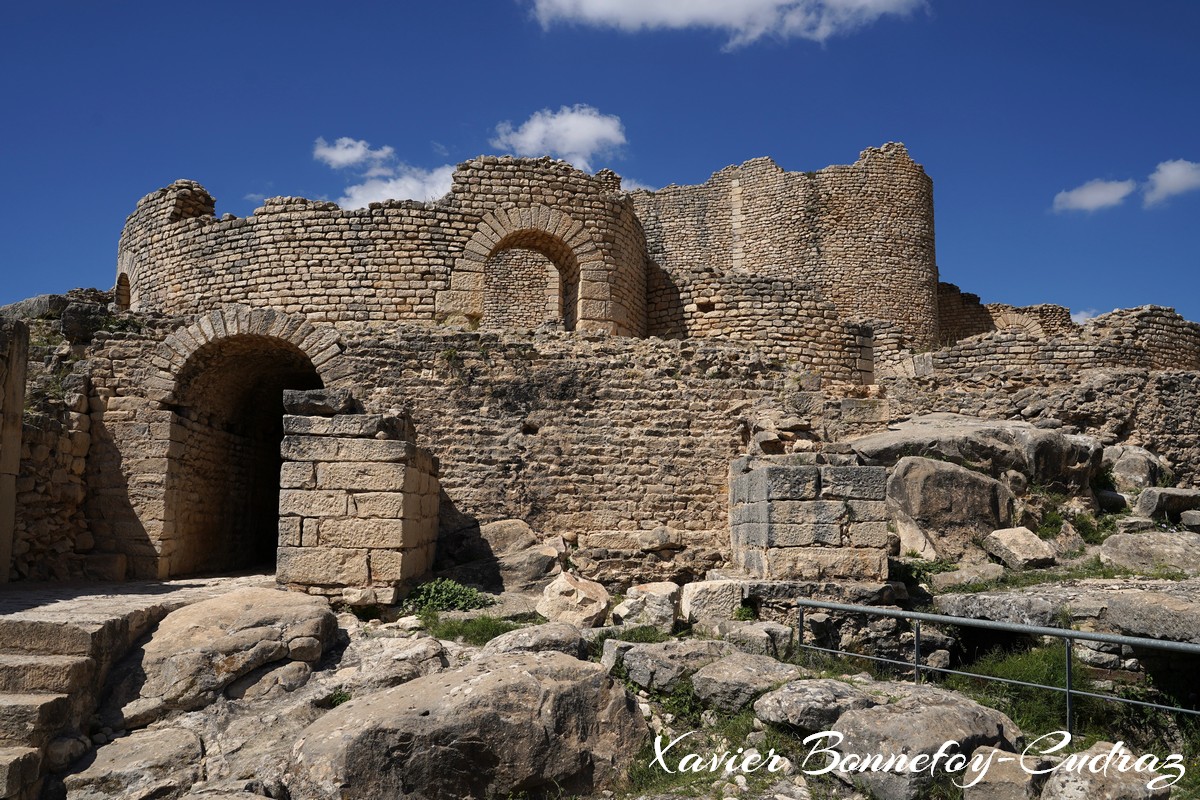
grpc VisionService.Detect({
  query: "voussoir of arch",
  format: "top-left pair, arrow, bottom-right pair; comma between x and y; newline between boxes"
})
436,205 -> 604,321
145,305 -> 344,405
990,310 -> 1045,340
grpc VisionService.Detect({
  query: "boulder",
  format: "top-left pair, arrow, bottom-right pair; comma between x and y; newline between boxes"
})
690,652 -> 804,713
753,678 -> 876,733
287,652 -> 647,800
331,634 -> 448,696
1183,510 -> 1200,530
104,588 -> 337,728
1039,741 -> 1170,799
962,745 -> 1050,799
1103,445 -> 1173,492
1100,532 -> 1200,576
930,562 -> 1005,592
680,580 -> 743,628
983,527 -> 1057,569
887,456 -> 1015,561
475,622 -> 587,660
851,413 -> 1102,490
833,683 -> 1022,800
62,728 -> 203,800
439,519 -> 562,592
611,582 -> 679,632
619,639 -> 736,692
535,573 -> 610,628
1134,488 -> 1200,521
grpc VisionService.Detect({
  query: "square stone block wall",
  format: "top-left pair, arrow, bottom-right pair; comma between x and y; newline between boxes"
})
275,413 -> 439,603
729,456 -> 895,581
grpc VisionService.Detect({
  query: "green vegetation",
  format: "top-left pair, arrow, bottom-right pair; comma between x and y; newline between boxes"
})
419,612 -> 519,646
1037,508 -> 1065,540
589,625 -> 671,660
401,577 -> 495,614
733,603 -> 759,621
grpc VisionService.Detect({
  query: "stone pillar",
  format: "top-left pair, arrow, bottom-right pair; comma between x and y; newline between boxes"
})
729,455 -> 895,581
275,405 -> 439,605
0,319 -> 29,582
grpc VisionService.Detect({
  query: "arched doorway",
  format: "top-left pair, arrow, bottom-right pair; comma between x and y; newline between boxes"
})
483,230 -> 581,331
163,334 -> 322,575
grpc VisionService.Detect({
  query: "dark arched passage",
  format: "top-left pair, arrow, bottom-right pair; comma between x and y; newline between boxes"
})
163,334 -> 322,575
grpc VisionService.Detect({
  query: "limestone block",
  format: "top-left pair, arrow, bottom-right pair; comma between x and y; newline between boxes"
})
767,500 -> 848,526
277,547 -> 369,586
281,436 -> 415,463
279,462 -> 316,490
743,466 -> 820,503
761,546 -> 888,581
983,527 -> 1056,570
279,489 -> 349,518
818,466 -> 887,500
317,518 -> 411,549
316,462 -> 408,491
350,492 -> 409,519
680,580 -> 743,626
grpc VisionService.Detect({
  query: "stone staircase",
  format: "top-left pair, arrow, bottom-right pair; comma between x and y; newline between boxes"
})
0,575 -> 272,799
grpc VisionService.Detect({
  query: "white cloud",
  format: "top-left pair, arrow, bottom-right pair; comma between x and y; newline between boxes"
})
1144,159 -> 1200,207
1070,308 -> 1100,324
243,192 -> 267,203
491,105 -> 626,171
1052,178 -> 1136,213
313,137 -> 395,169
620,176 -> 656,192
337,165 -> 456,208
530,0 -> 924,47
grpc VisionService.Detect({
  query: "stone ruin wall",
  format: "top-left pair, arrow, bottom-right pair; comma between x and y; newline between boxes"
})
937,281 -> 1076,344
917,305 -> 1200,376
117,158 -> 647,337
634,143 -> 939,349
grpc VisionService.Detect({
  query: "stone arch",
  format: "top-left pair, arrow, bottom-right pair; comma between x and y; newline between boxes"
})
148,307 -> 344,577
147,306 -> 343,406
436,206 -> 607,331
990,310 -> 1045,339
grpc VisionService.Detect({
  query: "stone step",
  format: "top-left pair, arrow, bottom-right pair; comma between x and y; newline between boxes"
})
0,694 -> 72,749
0,747 -> 41,800
0,619 -> 107,659
0,654 -> 96,695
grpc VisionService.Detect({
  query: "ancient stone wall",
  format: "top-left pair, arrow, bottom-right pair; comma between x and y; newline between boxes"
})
647,267 -> 868,381
919,306 -> 1200,376
0,319 -> 28,581
118,158 -> 648,336
634,143 -> 939,348
937,281 -> 1075,345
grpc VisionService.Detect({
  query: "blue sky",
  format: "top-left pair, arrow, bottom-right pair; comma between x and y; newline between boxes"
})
2,1 -> 1197,322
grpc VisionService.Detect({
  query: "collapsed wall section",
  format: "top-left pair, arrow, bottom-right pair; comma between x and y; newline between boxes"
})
636,143 -> 938,348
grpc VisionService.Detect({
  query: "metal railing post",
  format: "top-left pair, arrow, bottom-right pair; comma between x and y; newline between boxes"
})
1065,637 -> 1074,737
913,619 -> 922,684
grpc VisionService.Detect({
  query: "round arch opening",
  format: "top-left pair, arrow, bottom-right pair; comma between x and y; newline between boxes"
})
164,334 -> 323,576
482,229 -> 581,331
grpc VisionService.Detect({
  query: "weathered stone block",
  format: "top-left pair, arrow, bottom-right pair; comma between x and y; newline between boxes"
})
277,546 -> 368,586
745,466 -> 820,502
317,518 -> 411,549
761,546 -> 888,581
281,436 -> 414,463
349,492 -> 408,519
279,462 -> 316,490
279,489 -> 349,518
680,580 -> 744,625
819,466 -> 887,500
278,516 -> 301,547
766,522 -> 843,548
847,521 -> 892,548
767,500 -> 847,526
316,462 -> 408,491
847,499 -> 889,522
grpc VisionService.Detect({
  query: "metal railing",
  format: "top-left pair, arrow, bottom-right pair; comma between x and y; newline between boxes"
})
792,598 -> 1200,735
